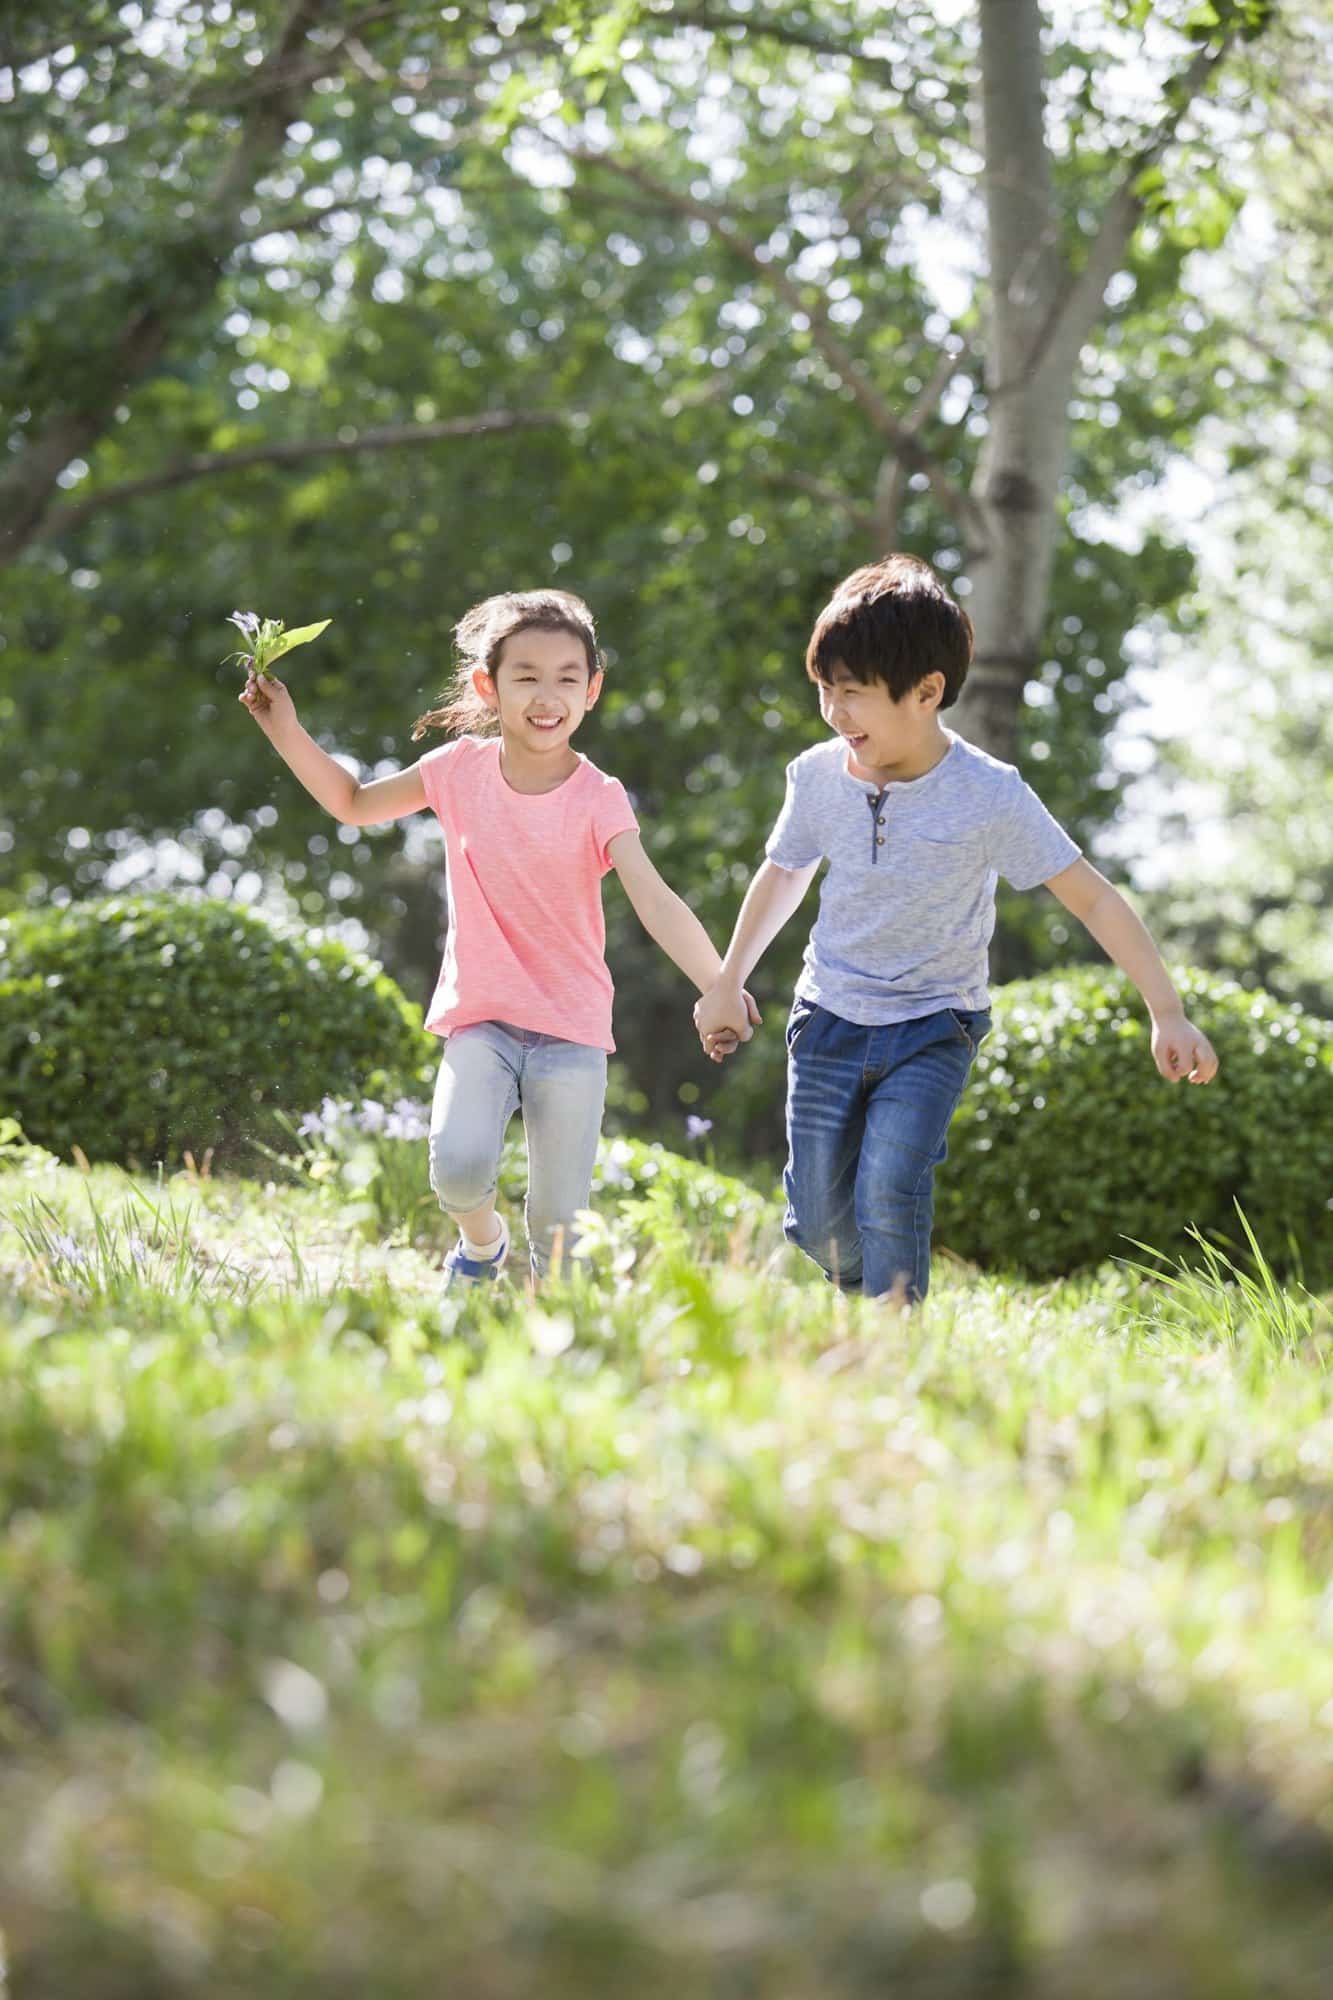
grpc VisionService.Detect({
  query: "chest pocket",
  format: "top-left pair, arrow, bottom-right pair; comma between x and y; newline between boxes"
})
895,829 -> 985,902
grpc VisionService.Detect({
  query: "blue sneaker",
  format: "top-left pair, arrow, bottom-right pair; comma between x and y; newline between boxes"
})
442,1216 -> 510,1290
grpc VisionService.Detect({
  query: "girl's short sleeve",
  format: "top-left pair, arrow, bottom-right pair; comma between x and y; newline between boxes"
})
592,776 -> 639,872
417,740 -> 462,823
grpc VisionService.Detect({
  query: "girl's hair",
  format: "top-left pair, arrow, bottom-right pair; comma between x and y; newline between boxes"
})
411,588 -> 605,739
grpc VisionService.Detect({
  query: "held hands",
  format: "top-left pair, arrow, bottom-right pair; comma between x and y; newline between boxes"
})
239,670 -> 297,739
693,989 -> 1221,1081
696,981 -> 763,1064
1151,1011 -> 1219,1084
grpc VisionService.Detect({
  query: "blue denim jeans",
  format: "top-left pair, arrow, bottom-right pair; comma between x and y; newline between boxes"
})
429,1021 -> 607,1279
783,1000 -> 990,1303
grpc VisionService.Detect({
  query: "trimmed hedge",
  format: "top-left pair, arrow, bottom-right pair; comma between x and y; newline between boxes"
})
0,894 -> 435,1166
935,966 -> 1333,1284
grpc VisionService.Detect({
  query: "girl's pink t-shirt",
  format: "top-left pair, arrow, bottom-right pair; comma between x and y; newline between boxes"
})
418,736 -> 639,1052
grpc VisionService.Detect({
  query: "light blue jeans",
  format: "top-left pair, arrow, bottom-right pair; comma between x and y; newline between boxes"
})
429,1021 -> 608,1279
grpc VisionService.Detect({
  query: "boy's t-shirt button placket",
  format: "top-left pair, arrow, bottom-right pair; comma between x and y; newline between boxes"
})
865,789 -> 889,863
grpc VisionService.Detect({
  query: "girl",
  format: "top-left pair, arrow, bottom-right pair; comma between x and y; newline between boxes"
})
241,587 -> 755,1288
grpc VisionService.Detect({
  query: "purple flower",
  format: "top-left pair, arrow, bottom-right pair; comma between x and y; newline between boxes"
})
686,1116 -> 713,1141
357,1099 -> 387,1135
385,1098 -> 429,1142
297,1108 -> 325,1138
228,611 -> 262,641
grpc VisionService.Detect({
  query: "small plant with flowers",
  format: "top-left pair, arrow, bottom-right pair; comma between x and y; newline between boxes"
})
223,609 -> 331,680
588,1130 -> 778,1263
272,1093 -> 443,1246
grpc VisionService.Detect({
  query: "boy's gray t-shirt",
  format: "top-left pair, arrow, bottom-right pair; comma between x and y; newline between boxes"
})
765,731 -> 1081,1025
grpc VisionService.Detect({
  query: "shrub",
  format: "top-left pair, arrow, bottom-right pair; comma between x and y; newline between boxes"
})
934,966 -> 1333,1284
0,894 -> 435,1166
271,1096 -> 779,1262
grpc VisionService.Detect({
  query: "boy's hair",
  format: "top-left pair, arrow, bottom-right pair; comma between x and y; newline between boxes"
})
412,588 -> 604,739
805,553 -> 973,708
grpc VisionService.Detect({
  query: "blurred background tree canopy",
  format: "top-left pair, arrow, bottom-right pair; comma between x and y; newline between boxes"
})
1,0 -> 1327,1158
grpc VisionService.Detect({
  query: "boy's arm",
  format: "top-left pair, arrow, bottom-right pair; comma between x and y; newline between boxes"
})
240,672 -> 428,825
607,832 -> 761,1034
1044,859 -> 1219,1083
694,856 -> 821,1047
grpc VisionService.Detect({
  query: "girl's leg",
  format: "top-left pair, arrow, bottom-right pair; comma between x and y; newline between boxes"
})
429,1025 -> 520,1243
518,1038 -> 608,1280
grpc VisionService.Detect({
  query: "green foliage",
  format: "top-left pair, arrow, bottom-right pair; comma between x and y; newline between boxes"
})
265,1092 -> 442,1248
0,0 -> 1305,1147
223,609 -> 333,679
0,894 -> 434,1166
1,1158 -> 1332,1994
271,1099 -> 781,1265
936,967 -> 1333,1283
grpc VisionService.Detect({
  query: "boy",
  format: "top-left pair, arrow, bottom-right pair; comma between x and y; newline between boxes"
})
693,554 -> 1218,1304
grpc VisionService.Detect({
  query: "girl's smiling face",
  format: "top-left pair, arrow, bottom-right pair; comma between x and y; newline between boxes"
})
473,625 -> 603,753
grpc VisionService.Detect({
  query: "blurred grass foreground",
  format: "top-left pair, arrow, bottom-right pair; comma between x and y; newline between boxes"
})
2,1143 -> 1333,1999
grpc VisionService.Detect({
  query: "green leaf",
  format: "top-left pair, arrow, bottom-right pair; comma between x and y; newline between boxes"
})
570,1 -> 637,79
264,619 -> 333,663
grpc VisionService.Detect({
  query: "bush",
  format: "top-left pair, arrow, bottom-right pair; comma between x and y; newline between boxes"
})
934,966 -> 1333,1284
270,1096 -> 779,1262
0,894 -> 435,1165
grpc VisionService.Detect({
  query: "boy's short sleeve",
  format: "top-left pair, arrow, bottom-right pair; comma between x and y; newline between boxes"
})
765,758 -> 824,870
987,775 -> 1082,890
592,776 -> 639,873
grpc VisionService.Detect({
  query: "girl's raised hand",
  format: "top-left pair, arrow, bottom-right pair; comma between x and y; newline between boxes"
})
239,670 -> 297,738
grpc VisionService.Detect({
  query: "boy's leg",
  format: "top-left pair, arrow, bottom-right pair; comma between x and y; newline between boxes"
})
782,1000 -> 870,1291
518,1036 -> 608,1281
855,1009 -> 989,1303
429,1024 -> 520,1241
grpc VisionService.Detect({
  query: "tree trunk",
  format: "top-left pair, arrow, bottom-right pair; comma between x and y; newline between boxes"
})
950,0 -> 1067,763
951,0 -> 1232,764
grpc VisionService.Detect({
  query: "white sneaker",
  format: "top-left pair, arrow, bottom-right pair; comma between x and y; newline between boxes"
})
441,1215 -> 510,1290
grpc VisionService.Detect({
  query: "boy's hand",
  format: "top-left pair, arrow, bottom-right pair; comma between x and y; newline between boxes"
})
1151,1011 -> 1219,1084
696,981 -> 761,1058
239,670 -> 297,739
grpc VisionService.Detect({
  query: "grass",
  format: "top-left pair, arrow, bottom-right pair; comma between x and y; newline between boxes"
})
1,1150 -> 1332,1998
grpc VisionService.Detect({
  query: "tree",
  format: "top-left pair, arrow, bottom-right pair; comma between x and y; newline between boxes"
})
0,0 -> 1307,1150
1120,17 -> 1333,1014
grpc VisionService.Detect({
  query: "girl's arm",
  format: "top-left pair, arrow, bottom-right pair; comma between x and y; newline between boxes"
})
694,857 -> 820,1046
608,830 -> 762,1012
240,672 -> 427,825
1044,858 -> 1219,1083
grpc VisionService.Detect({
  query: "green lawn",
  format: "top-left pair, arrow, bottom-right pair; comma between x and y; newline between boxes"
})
2,1154 -> 1331,1998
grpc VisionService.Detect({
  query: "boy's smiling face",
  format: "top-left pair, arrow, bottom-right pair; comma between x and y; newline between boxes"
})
818,661 -> 951,785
